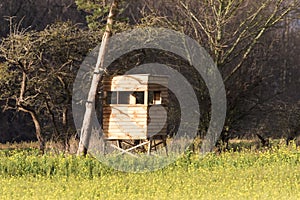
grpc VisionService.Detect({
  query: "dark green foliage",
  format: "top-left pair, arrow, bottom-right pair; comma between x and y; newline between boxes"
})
75,0 -> 111,30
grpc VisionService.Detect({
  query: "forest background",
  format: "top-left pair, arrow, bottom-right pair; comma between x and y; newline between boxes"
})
0,0 -> 299,153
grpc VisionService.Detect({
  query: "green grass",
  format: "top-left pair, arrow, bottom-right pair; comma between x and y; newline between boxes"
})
0,145 -> 299,199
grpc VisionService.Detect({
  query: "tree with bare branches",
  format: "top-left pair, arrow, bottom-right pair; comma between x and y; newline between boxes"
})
0,20 -> 99,153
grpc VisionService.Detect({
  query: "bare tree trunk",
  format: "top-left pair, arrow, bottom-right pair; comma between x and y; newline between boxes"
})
62,106 -> 70,152
19,107 -> 45,153
18,70 -> 45,153
77,0 -> 119,156
57,75 -> 72,152
29,110 -> 45,153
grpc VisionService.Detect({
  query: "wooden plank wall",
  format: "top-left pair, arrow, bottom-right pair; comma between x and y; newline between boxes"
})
147,105 -> 168,137
103,105 -> 148,139
103,75 -> 149,91
102,74 -> 169,139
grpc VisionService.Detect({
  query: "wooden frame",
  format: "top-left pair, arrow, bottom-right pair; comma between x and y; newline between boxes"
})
102,74 -> 169,156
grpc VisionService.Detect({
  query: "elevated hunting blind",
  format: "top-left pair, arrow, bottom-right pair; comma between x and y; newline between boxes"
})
102,74 -> 169,155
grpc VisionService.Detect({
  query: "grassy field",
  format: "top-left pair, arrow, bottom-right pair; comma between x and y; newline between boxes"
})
0,144 -> 299,199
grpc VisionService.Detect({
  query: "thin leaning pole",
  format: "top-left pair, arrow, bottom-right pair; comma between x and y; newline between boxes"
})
77,0 -> 119,156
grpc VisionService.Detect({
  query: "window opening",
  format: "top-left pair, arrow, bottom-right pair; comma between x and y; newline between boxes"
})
106,91 -> 117,104
106,91 -> 145,105
118,91 -> 131,104
131,91 -> 144,104
148,91 -> 161,104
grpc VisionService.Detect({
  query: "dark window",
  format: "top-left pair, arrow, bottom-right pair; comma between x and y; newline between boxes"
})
132,91 -> 144,104
106,91 -> 145,104
148,91 -> 161,104
118,91 -> 131,104
106,91 -> 117,104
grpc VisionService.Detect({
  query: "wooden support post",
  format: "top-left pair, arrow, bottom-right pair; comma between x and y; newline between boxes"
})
117,140 -> 122,148
110,144 -> 138,157
163,136 -> 168,156
103,140 -> 107,155
147,138 -> 152,155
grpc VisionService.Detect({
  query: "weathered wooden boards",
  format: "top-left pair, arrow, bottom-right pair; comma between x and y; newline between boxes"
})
102,74 -> 168,140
